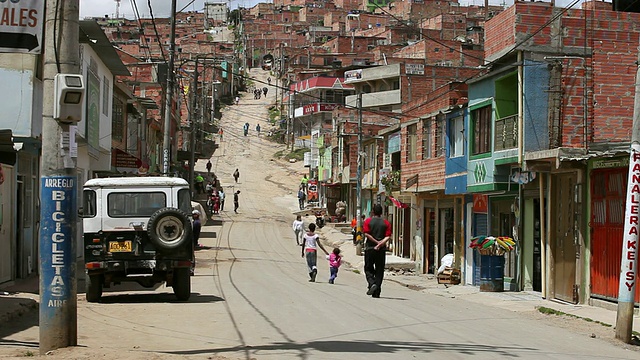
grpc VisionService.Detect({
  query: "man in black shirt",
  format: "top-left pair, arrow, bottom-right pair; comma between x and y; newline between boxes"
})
234,190 -> 240,214
362,204 -> 392,298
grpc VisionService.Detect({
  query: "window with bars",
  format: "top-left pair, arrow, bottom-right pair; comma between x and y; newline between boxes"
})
407,124 -> 417,161
102,76 -> 110,116
449,115 -> 464,157
494,114 -> 518,151
422,119 -> 431,159
435,114 -> 444,157
112,98 -> 124,141
472,105 -> 492,155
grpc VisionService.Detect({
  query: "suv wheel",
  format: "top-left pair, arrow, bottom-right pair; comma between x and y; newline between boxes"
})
147,208 -> 192,251
172,268 -> 191,301
86,274 -> 103,303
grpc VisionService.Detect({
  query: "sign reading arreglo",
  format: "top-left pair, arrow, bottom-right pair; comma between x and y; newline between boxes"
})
619,146 -> 640,302
40,176 -> 76,309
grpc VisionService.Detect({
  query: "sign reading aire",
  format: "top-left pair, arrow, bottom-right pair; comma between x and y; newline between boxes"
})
0,0 -> 44,54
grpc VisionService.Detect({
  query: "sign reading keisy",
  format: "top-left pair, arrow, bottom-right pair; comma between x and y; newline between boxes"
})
0,0 -> 44,54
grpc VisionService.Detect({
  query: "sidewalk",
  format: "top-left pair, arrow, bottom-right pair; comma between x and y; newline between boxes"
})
316,223 -> 640,332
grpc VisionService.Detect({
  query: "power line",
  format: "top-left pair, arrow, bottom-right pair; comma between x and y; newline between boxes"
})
147,0 -> 167,62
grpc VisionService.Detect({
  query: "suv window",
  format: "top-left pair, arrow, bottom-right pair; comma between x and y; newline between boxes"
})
108,192 -> 166,217
83,190 -> 96,217
177,188 -> 191,214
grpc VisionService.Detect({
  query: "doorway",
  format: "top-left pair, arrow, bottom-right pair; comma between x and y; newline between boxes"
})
423,208 -> 436,274
0,165 -> 14,283
553,172 -> 579,303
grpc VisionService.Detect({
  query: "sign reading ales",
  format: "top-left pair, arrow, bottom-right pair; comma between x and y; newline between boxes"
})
0,0 -> 44,53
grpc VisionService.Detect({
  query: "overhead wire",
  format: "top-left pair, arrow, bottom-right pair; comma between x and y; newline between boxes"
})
129,0 -> 153,61
374,0 -> 583,116
147,0 -> 167,62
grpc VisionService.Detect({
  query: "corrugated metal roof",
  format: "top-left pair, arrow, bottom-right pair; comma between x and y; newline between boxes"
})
79,20 -> 130,76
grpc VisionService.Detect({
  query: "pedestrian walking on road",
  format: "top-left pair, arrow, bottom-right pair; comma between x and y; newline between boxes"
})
233,168 -> 240,183
292,215 -> 304,245
301,174 -> 308,192
267,77 -> 271,85
363,204 -> 392,298
218,188 -> 225,211
301,222 -> 328,282
235,96 -> 240,105
263,87 -> 268,96
233,190 -> 241,213
192,210 -> 202,248
327,247 -> 342,284
298,187 -> 306,210
195,174 -> 205,194
256,123 -> 261,135
219,128 -> 223,141
206,160 -> 212,174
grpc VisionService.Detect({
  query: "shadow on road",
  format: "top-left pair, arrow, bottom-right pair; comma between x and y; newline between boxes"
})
97,292 -> 223,304
158,339 -> 537,357
0,309 -> 38,346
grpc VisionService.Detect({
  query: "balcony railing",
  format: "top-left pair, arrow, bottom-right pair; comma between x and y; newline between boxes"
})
494,114 -> 518,151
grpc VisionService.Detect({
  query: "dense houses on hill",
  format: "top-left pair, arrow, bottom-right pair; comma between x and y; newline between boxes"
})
1,0 -> 640,309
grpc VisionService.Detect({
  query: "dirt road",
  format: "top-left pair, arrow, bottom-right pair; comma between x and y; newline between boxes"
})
1,69 -> 639,360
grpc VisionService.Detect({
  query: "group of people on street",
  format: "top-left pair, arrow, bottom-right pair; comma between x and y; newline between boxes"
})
207,187 -> 224,215
253,87 -> 268,99
291,203 -> 390,296
294,219 -> 343,284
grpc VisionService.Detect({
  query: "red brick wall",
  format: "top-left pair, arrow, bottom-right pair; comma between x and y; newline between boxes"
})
400,122 -> 445,191
485,2 -> 640,146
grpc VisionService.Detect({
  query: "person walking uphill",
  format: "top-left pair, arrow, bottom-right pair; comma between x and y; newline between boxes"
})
233,190 -> 241,214
233,168 -> 240,183
301,223 -> 328,282
292,215 -> 304,245
327,247 -> 342,284
363,204 -> 392,298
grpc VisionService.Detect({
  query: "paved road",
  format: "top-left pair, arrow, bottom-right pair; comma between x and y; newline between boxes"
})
1,69 -> 639,360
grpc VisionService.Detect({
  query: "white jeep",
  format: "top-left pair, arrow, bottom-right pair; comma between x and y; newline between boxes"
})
82,177 -> 194,302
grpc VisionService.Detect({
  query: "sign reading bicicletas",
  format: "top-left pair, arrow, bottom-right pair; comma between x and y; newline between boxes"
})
0,0 -> 44,54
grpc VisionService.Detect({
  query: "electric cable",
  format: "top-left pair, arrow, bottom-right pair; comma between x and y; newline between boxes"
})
147,0 -> 167,62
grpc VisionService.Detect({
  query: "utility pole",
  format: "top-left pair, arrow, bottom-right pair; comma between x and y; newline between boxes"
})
356,93 -> 363,248
616,56 -> 640,344
162,0 -> 178,175
189,59 -> 199,195
290,90 -> 296,151
40,0 -> 80,353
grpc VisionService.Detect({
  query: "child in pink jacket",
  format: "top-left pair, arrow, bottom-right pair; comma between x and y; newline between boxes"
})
327,248 -> 342,284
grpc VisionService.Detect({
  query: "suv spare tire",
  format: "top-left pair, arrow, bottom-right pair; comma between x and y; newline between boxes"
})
147,207 -> 192,251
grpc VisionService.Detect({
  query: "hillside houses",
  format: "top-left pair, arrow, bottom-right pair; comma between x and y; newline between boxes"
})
2,0 -> 640,311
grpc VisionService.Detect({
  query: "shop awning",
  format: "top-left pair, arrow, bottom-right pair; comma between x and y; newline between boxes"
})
0,129 -> 16,165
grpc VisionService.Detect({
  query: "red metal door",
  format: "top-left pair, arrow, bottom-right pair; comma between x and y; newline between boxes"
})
590,168 -> 640,303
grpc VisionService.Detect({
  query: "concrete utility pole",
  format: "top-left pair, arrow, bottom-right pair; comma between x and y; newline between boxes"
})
162,0 -> 178,175
356,93 -> 363,244
189,59 -> 199,195
615,57 -> 640,343
39,0 -> 80,353
290,90 -> 296,151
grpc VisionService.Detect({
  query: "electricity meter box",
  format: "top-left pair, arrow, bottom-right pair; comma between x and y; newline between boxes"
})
54,74 -> 85,123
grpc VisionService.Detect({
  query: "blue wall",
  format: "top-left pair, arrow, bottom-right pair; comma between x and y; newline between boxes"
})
445,107 -> 468,194
523,60 -> 550,152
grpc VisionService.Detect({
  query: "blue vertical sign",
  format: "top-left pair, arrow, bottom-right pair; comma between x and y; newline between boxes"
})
39,176 -> 77,347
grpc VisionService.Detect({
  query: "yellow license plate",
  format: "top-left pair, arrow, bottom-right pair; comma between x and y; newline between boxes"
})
109,241 -> 132,253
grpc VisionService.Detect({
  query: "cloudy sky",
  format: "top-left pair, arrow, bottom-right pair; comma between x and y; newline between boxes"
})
79,0 -> 588,19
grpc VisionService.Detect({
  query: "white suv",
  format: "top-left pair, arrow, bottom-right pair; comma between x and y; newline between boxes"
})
82,177 -> 194,302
